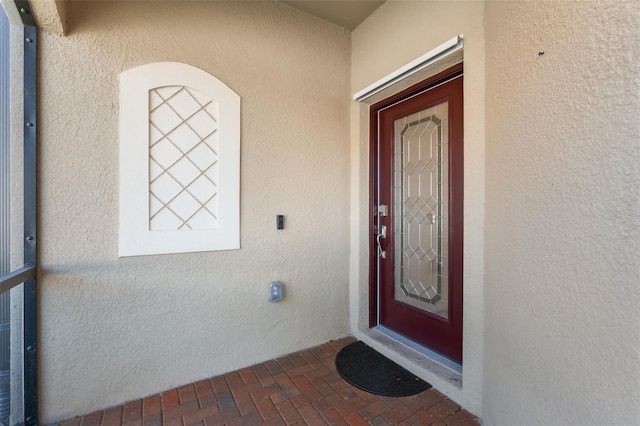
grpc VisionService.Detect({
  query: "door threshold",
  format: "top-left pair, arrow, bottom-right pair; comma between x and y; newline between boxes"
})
373,325 -> 463,374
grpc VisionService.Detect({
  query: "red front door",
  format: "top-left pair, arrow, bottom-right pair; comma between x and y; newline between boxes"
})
371,65 -> 463,363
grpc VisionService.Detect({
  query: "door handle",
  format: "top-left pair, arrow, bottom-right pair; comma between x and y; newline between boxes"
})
376,225 -> 387,259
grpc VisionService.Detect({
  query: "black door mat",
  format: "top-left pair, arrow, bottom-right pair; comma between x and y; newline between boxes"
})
335,340 -> 432,397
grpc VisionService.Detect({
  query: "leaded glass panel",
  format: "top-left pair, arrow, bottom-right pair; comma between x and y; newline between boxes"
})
393,101 -> 449,318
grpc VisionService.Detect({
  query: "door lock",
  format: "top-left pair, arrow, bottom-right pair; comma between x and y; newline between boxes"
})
376,225 -> 387,259
378,225 -> 387,239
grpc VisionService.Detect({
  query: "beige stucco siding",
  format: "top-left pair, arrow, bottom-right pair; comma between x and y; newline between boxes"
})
24,0 -> 640,423
483,1 -> 640,424
38,2 -> 351,422
352,0 -> 640,424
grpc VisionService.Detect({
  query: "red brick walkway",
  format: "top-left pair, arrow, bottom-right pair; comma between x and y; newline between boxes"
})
58,337 -> 479,426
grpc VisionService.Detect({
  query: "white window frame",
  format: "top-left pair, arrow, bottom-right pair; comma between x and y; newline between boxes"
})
119,62 -> 240,257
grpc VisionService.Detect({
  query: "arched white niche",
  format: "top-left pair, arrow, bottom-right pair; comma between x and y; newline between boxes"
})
119,62 -> 240,257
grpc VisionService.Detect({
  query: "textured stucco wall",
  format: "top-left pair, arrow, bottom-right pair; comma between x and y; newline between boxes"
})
484,1 -> 640,424
38,2 -> 351,422
29,0 -> 65,36
350,0 -> 485,416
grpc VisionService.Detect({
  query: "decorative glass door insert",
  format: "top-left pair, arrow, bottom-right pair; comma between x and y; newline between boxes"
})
372,64 -> 463,363
394,102 -> 449,318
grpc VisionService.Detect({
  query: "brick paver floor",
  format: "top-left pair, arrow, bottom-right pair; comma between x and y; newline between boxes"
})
58,336 -> 479,425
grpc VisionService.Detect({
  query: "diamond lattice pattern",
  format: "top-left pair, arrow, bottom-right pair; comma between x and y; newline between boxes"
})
148,86 -> 219,231
393,103 -> 449,318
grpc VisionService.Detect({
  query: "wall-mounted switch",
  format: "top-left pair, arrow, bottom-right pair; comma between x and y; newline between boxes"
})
277,215 -> 284,230
269,281 -> 283,302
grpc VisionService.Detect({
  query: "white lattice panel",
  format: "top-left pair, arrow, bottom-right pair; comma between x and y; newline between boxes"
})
119,62 -> 240,257
148,86 -> 219,231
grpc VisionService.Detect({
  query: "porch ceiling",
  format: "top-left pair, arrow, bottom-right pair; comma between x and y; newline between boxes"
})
26,0 -> 385,35
280,0 -> 385,30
